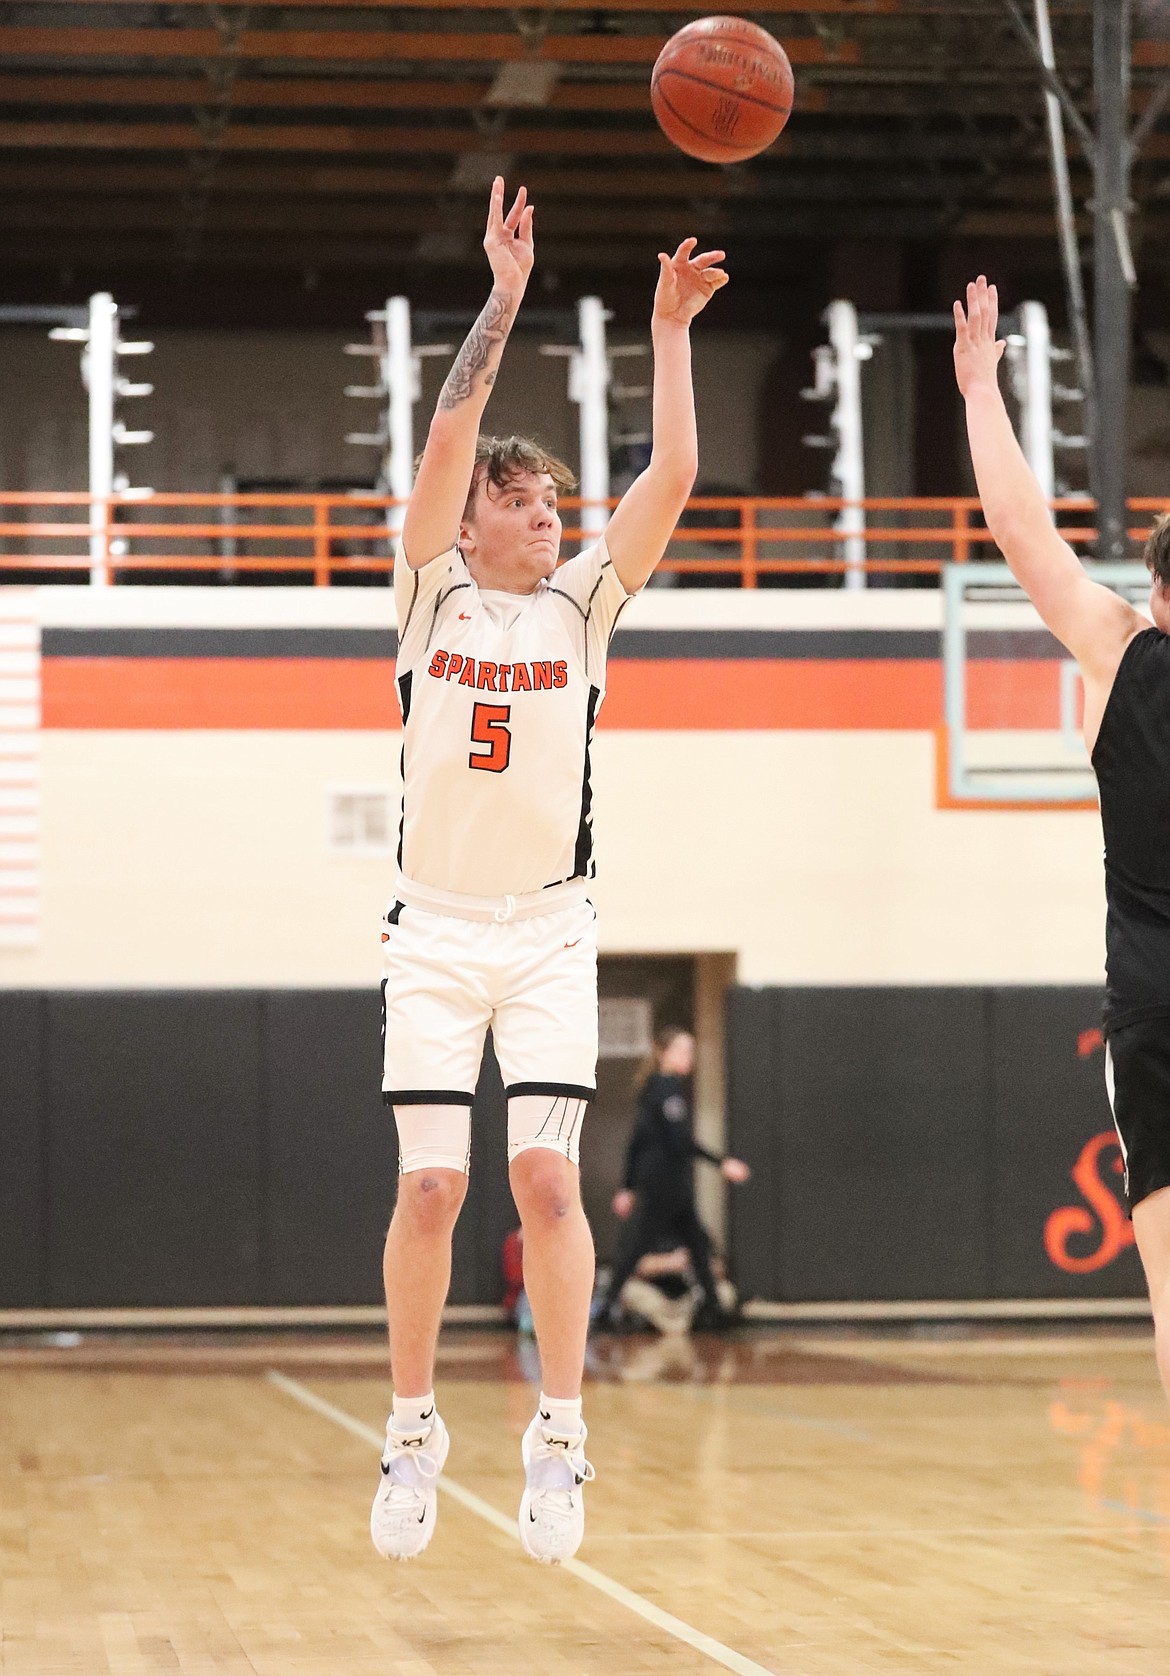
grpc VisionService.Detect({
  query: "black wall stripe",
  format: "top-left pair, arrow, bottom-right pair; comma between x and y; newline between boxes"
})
39,626 -> 1069,665
42,628 -> 398,660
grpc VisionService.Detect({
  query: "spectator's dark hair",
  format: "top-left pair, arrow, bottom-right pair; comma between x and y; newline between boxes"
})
1143,512 -> 1170,589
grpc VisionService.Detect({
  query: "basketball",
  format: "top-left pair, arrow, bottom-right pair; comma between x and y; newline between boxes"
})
650,16 -> 794,165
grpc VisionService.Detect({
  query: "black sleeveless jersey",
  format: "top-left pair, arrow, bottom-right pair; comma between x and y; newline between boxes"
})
1092,627 -> 1170,1031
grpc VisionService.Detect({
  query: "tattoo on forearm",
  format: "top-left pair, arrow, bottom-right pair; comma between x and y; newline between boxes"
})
439,291 -> 512,410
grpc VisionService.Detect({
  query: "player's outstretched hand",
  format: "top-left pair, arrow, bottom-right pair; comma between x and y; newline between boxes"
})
721,1157 -> 751,1185
483,176 -> 534,296
953,275 -> 1006,398
612,1188 -> 636,1219
653,238 -> 728,327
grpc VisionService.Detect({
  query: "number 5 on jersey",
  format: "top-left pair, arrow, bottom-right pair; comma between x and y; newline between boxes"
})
469,702 -> 512,773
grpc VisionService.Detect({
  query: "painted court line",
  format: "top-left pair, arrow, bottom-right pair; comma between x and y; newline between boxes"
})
267,1370 -> 777,1676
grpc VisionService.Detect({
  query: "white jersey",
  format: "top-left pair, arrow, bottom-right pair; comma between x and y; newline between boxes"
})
393,537 -> 632,898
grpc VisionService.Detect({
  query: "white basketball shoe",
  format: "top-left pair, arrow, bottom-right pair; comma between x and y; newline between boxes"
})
370,1411 -> 449,1561
518,1412 -> 595,1565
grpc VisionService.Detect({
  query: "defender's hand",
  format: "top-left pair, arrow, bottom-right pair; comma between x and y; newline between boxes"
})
953,275 -> 1006,398
653,239 -> 728,327
612,1188 -> 635,1219
484,177 -> 534,295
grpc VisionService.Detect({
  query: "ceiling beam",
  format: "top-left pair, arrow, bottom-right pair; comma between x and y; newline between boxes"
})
0,170 -> 1052,232
0,207 -> 1098,270
0,27 -> 856,66
0,72 -> 829,116
14,0 -> 897,9
0,118 -> 1041,163
0,73 -> 626,112
0,119 -> 681,155
7,160 -> 1010,202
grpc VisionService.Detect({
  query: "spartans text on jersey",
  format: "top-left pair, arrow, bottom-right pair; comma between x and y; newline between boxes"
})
426,650 -> 570,693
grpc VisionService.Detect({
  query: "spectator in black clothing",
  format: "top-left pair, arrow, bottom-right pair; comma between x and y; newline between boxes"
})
596,1025 -> 750,1330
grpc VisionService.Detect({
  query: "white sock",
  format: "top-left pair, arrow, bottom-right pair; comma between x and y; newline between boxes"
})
390,1391 -> 436,1440
539,1391 -> 584,1441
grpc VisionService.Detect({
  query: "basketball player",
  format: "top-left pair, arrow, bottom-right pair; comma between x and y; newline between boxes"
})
370,178 -> 728,1564
954,275 -> 1170,1404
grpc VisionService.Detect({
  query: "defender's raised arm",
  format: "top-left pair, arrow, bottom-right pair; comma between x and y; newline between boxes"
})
954,275 -> 1140,696
401,178 -> 534,569
603,238 -> 728,594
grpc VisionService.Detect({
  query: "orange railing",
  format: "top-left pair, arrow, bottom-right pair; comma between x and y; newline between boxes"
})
0,492 -> 1165,587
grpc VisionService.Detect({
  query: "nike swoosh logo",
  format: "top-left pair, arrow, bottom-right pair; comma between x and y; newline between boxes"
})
563,940 -> 581,950
458,612 -> 472,620
380,1461 -> 390,1475
539,1411 -> 551,1421
420,1407 -> 434,1421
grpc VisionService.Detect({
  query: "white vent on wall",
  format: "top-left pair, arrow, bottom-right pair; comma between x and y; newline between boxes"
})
327,787 -> 394,856
598,996 -> 653,1060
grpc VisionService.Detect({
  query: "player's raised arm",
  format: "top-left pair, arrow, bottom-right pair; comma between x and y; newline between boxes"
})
954,275 -> 1141,684
603,239 -> 728,593
400,178 -> 534,569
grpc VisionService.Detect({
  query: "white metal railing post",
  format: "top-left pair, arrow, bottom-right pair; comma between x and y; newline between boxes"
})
573,296 -> 611,547
384,296 -> 414,541
826,300 -> 868,591
1007,300 -> 1056,505
85,293 -> 115,585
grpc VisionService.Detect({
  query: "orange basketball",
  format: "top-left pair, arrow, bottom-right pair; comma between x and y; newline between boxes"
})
651,16 -> 794,165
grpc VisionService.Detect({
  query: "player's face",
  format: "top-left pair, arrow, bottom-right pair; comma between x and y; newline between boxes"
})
460,470 -> 562,593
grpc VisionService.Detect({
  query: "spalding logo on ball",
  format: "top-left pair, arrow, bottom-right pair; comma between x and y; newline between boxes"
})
651,16 -> 794,164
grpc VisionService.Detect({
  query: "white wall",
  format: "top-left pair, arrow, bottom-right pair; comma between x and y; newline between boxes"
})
0,584 -> 1109,990
1,727 -> 1104,990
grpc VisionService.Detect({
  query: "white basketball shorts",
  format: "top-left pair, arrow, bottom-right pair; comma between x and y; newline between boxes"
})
380,895 -> 599,1108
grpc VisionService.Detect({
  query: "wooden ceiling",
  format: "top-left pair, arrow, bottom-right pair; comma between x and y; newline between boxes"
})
1,0 -> 1167,310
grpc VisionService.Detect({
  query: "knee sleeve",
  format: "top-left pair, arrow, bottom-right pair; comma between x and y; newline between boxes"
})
392,1103 -> 472,1175
507,1092 -> 588,1167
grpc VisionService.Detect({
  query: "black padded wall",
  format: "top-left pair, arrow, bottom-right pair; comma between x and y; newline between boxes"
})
263,991 -> 394,1305
45,993 -> 264,1305
989,988 -> 1143,1297
0,993 -> 44,1305
728,985 -> 1144,1301
0,985 -> 1146,1309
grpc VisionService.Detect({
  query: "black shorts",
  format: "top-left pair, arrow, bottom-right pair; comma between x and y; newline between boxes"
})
1106,1017 -> 1170,1211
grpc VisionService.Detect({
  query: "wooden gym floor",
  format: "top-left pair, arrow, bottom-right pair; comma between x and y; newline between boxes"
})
1,1326 -> 1168,1675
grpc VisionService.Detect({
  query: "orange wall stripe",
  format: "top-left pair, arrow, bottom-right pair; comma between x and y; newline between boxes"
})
42,658 -> 397,730
601,659 -> 942,731
42,656 -> 1064,733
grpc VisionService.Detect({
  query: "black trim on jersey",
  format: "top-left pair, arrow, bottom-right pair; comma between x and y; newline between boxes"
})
506,1081 -> 596,1101
385,900 -> 404,926
606,592 -> 633,654
383,1089 -> 477,1107
395,670 -> 413,870
400,567 -> 422,641
546,585 -> 587,621
548,556 -> 625,681
573,685 -> 601,880
397,667 -> 413,726
379,977 -> 388,1057
427,580 -> 472,654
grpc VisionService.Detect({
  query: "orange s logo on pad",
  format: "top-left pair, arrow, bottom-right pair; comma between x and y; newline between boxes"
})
1044,1132 -> 1135,1276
